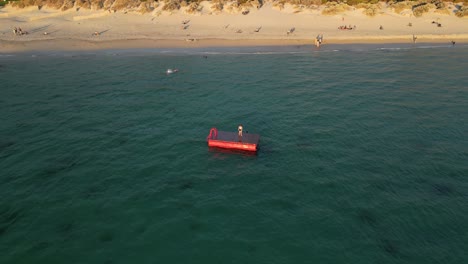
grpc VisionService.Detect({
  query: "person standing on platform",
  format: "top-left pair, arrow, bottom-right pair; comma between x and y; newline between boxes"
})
238,124 -> 243,140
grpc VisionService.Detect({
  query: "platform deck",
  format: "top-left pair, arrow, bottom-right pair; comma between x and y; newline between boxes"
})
215,131 -> 259,144
207,130 -> 260,152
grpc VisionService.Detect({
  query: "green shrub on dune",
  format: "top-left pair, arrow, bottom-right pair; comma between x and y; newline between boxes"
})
61,0 -> 74,10
322,2 -> 351,15
44,0 -> 64,9
210,0 -> 223,12
75,0 -> 92,9
390,1 -> 412,14
185,1 -> 202,13
455,5 -> 468,17
356,3 -> 379,16
90,0 -> 103,9
412,2 -> 436,17
272,0 -> 285,10
138,1 -> 154,13
109,0 -> 141,10
288,0 -> 321,8
11,0 -> 38,8
162,0 -> 180,11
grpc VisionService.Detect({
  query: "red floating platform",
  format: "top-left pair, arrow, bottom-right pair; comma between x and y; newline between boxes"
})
207,128 -> 259,152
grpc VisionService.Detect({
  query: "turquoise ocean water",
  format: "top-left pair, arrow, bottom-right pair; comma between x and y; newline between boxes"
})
1,44 -> 468,263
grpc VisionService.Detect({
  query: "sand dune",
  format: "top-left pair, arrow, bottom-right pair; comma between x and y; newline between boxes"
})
73,11 -> 111,21
0,2 -> 467,52
29,8 -> 75,21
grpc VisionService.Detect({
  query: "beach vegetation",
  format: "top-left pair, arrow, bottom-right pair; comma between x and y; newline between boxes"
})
108,0 -> 141,10
322,2 -> 351,15
356,3 -> 379,16
412,2 -> 436,17
75,0 -> 91,9
10,0 -> 31,8
138,1 -> 153,12
389,1 -> 412,13
162,0 -> 180,10
455,5 -> 467,17
250,0 -> 262,8
45,0 -> 67,9
90,0 -> 104,10
272,0 -> 285,10
346,0 -> 378,5
210,0 -> 223,11
433,6 -> 450,14
61,0 -> 74,10
4,0 -> 468,19
282,0 -> 321,8
185,1 -> 202,13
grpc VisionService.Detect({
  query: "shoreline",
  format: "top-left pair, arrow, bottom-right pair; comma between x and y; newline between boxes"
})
1,36 -> 467,53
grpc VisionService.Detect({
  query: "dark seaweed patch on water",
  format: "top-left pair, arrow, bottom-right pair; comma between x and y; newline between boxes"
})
40,157 -> 78,178
41,163 -> 75,177
0,140 -> 14,152
379,239 -> 399,257
0,206 -> 22,236
135,225 -> 147,234
57,222 -> 74,235
270,199 -> 297,211
247,244 -> 257,254
84,185 -> 106,199
99,231 -> 114,242
432,183 -> 455,196
119,138 -> 128,145
296,143 -> 313,149
189,221 -> 202,231
177,201 -> 193,210
179,181 -> 193,190
28,241 -> 50,253
357,209 -> 377,227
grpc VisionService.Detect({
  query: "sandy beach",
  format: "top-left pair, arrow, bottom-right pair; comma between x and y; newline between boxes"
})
1,2 -> 467,52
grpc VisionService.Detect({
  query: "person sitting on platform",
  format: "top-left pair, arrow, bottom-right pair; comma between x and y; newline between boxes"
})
238,124 -> 243,140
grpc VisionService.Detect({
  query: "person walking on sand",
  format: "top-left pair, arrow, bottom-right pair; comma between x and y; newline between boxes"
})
412,34 -> 417,44
238,124 -> 243,140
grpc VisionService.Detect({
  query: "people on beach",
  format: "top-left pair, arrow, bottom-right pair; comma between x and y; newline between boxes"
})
412,34 -> 417,43
13,27 -> 28,36
379,25 -> 384,30
338,25 -> 356,30
431,21 -> 442,27
238,124 -> 243,138
315,34 -> 323,47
